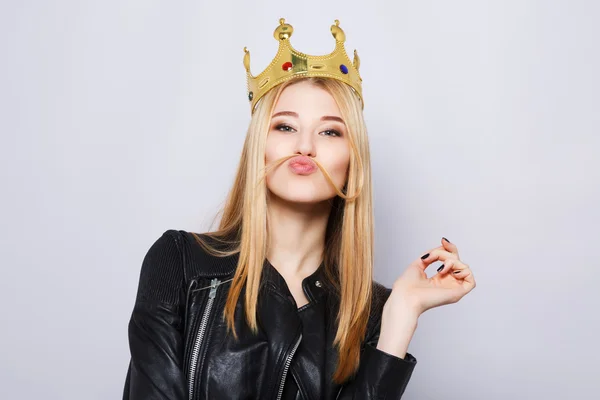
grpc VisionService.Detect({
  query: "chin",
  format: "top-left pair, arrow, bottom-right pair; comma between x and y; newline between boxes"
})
268,187 -> 334,205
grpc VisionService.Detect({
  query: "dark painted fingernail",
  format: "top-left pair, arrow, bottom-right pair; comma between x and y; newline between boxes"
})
437,264 -> 444,272
442,237 -> 451,243
421,253 -> 430,260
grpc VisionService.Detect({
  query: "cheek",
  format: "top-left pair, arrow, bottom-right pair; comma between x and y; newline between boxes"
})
264,149 -> 284,170
264,140 -> 287,185
264,136 -> 287,164
333,150 -> 351,176
323,153 -> 350,188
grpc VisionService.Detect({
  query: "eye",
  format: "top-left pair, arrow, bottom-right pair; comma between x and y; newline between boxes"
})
321,129 -> 342,137
273,123 -> 342,137
275,123 -> 295,132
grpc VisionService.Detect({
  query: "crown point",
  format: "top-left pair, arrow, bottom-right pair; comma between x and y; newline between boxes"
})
334,19 -> 340,26
274,19 -> 293,41
243,48 -> 251,72
353,49 -> 360,71
331,23 -> 346,42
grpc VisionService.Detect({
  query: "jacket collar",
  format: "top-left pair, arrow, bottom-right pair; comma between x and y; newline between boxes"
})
262,258 -> 328,305
183,231 -> 332,303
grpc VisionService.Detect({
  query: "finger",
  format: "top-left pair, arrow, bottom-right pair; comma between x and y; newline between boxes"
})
435,257 -> 457,276
436,258 -> 472,281
419,248 -> 459,270
448,261 -> 476,291
452,267 -> 470,279
415,245 -> 443,269
460,263 -> 476,291
441,237 -> 460,258
435,258 -> 467,276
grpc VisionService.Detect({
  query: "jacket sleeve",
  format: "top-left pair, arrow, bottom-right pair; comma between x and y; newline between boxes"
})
122,230 -> 188,400
336,286 -> 417,399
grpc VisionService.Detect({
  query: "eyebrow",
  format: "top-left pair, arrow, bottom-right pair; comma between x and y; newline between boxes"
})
271,111 -> 345,124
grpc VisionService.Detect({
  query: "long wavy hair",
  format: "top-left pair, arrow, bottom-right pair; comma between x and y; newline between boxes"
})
192,76 -> 374,384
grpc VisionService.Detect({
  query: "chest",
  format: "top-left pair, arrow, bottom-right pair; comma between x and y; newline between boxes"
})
182,276 -> 340,400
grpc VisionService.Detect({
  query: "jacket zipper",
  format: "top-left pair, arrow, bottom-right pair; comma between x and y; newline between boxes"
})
188,278 -> 220,400
275,333 -> 302,400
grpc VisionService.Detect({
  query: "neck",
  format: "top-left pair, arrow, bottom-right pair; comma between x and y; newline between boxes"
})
266,192 -> 331,279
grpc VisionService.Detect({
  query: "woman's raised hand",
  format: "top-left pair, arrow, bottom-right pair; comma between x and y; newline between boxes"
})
388,237 -> 476,317
376,238 -> 476,359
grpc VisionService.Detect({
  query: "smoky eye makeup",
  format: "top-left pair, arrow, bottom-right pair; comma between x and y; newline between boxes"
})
272,123 -> 344,137
274,123 -> 295,132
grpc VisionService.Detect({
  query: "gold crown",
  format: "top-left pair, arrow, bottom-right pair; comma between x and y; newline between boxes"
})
243,18 -> 363,114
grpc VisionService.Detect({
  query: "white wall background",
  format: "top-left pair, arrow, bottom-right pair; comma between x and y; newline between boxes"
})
1,1 -> 598,399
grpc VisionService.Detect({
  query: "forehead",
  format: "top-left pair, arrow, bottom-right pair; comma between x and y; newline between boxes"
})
273,81 -> 341,116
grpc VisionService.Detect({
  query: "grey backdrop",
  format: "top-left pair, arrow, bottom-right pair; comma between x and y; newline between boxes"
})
1,1 -> 598,399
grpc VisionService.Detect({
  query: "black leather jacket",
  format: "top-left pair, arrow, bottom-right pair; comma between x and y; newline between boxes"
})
123,230 -> 417,399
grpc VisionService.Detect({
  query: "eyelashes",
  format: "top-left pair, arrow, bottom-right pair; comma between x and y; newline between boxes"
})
274,123 -> 342,138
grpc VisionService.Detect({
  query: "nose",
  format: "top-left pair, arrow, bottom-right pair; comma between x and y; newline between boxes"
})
294,128 -> 316,158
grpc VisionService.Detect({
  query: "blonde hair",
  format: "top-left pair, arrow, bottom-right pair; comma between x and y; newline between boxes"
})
193,76 -> 374,384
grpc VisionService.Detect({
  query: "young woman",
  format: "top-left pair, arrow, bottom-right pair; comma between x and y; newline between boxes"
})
123,19 -> 476,400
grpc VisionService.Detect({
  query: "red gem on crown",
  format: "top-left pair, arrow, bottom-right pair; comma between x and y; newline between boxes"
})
282,61 -> 293,71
